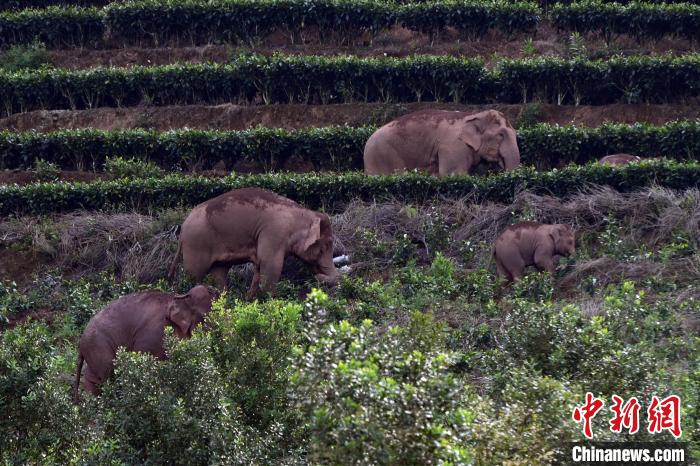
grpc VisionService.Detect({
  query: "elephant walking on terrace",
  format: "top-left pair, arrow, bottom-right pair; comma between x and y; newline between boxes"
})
169,188 -> 341,300
494,222 -> 576,282
74,285 -> 217,401
363,109 -> 520,176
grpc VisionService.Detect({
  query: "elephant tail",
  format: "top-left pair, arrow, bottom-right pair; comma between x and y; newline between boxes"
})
74,353 -> 84,404
168,238 -> 182,282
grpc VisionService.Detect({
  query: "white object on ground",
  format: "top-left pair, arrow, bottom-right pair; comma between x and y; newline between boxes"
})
333,255 -> 350,264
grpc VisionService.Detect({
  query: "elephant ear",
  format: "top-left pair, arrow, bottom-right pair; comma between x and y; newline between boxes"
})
302,216 -> 322,252
168,294 -> 195,338
548,225 -> 562,246
549,224 -> 570,248
457,115 -> 484,151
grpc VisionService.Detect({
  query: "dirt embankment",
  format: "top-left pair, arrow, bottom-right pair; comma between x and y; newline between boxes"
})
47,24 -> 696,70
1,103 -> 698,133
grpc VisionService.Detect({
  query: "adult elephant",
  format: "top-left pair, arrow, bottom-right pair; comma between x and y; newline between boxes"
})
169,188 -> 341,300
74,285 -> 217,401
363,109 -> 520,176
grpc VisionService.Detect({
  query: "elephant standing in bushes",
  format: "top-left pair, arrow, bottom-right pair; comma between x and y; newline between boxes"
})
363,109 -> 521,176
599,153 -> 643,165
494,222 -> 576,282
169,187 -> 342,300
74,285 -> 217,401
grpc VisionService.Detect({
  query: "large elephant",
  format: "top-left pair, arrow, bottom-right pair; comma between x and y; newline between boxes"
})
599,153 -> 642,166
494,222 -> 575,282
363,109 -> 520,176
74,285 -> 217,401
169,188 -> 341,300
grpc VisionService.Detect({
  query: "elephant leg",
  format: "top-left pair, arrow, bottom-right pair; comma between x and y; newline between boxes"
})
438,143 -> 472,176
245,265 -> 261,301
209,263 -> 230,290
534,246 -> 556,274
83,364 -> 103,395
256,251 -> 285,298
510,268 -> 525,282
495,256 -> 512,281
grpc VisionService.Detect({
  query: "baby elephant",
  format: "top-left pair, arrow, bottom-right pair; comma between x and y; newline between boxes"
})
74,285 -> 217,402
494,222 -> 575,282
169,187 -> 341,300
599,153 -> 642,166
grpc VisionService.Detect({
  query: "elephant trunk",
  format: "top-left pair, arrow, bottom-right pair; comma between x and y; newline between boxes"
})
315,255 -> 341,285
501,131 -> 521,171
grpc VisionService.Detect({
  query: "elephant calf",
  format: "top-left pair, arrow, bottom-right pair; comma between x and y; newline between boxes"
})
74,285 -> 217,402
494,222 -> 575,282
169,187 -> 341,300
599,153 -> 642,166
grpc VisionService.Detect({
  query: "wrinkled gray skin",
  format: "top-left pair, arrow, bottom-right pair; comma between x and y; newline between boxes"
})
74,285 -> 217,402
494,222 -> 575,282
363,109 -> 520,176
169,187 -> 340,300
599,153 -> 642,166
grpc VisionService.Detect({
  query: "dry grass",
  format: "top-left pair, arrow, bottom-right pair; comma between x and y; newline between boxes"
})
0,186 -> 697,291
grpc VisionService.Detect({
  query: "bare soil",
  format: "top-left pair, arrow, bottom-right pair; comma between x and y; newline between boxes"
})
0,170 -> 108,185
2,102 -> 698,133
0,247 -> 49,287
48,23 -> 696,69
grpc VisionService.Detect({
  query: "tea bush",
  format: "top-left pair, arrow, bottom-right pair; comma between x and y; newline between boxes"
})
3,120 -> 700,172
2,55 -> 700,116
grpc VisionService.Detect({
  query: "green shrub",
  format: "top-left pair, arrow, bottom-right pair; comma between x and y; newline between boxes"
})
207,295 -> 302,428
32,159 -> 59,182
1,55 -> 699,116
0,321 -> 57,460
289,302 -> 472,465
0,5 -> 104,48
94,335 -> 257,465
471,365 -> 578,464
551,1 -> 700,43
0,280 -> 29,326
2,120 -> 700,173
104,156 -> 163,179
1,160 -> 698,216
517,102 -> 544,128
0,40 -> 49,72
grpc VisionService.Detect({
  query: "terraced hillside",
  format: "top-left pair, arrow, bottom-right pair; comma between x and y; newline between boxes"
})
0,1 -> 698,464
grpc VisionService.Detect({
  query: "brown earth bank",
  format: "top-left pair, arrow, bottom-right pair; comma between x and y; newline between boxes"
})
0,168 -> 236,186
46,24 -> 697,69
0,170 -> 108,185
2,103 -> 699,133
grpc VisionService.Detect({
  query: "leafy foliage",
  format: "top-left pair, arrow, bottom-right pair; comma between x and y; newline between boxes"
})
0,5 -> 104,48
551,1 -> 700,43
0,39 -> 49,72
1,160 -> 698,216
2,54 -> 700,116
4,120 -> 700,171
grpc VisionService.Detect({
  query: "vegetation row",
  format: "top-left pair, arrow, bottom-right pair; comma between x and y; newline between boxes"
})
2,54 -> 700,116
2,121 -> 700,172
3,0 -> 700,48
3,0 -> 700,11
0,0 -> 539,48
1,160 -> 698,215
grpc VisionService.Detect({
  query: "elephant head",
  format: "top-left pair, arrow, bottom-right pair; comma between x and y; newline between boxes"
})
167,285 -> 218,338
549,224 -> 576,257
296,214 -> 341,285
459,110 -> 520,171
